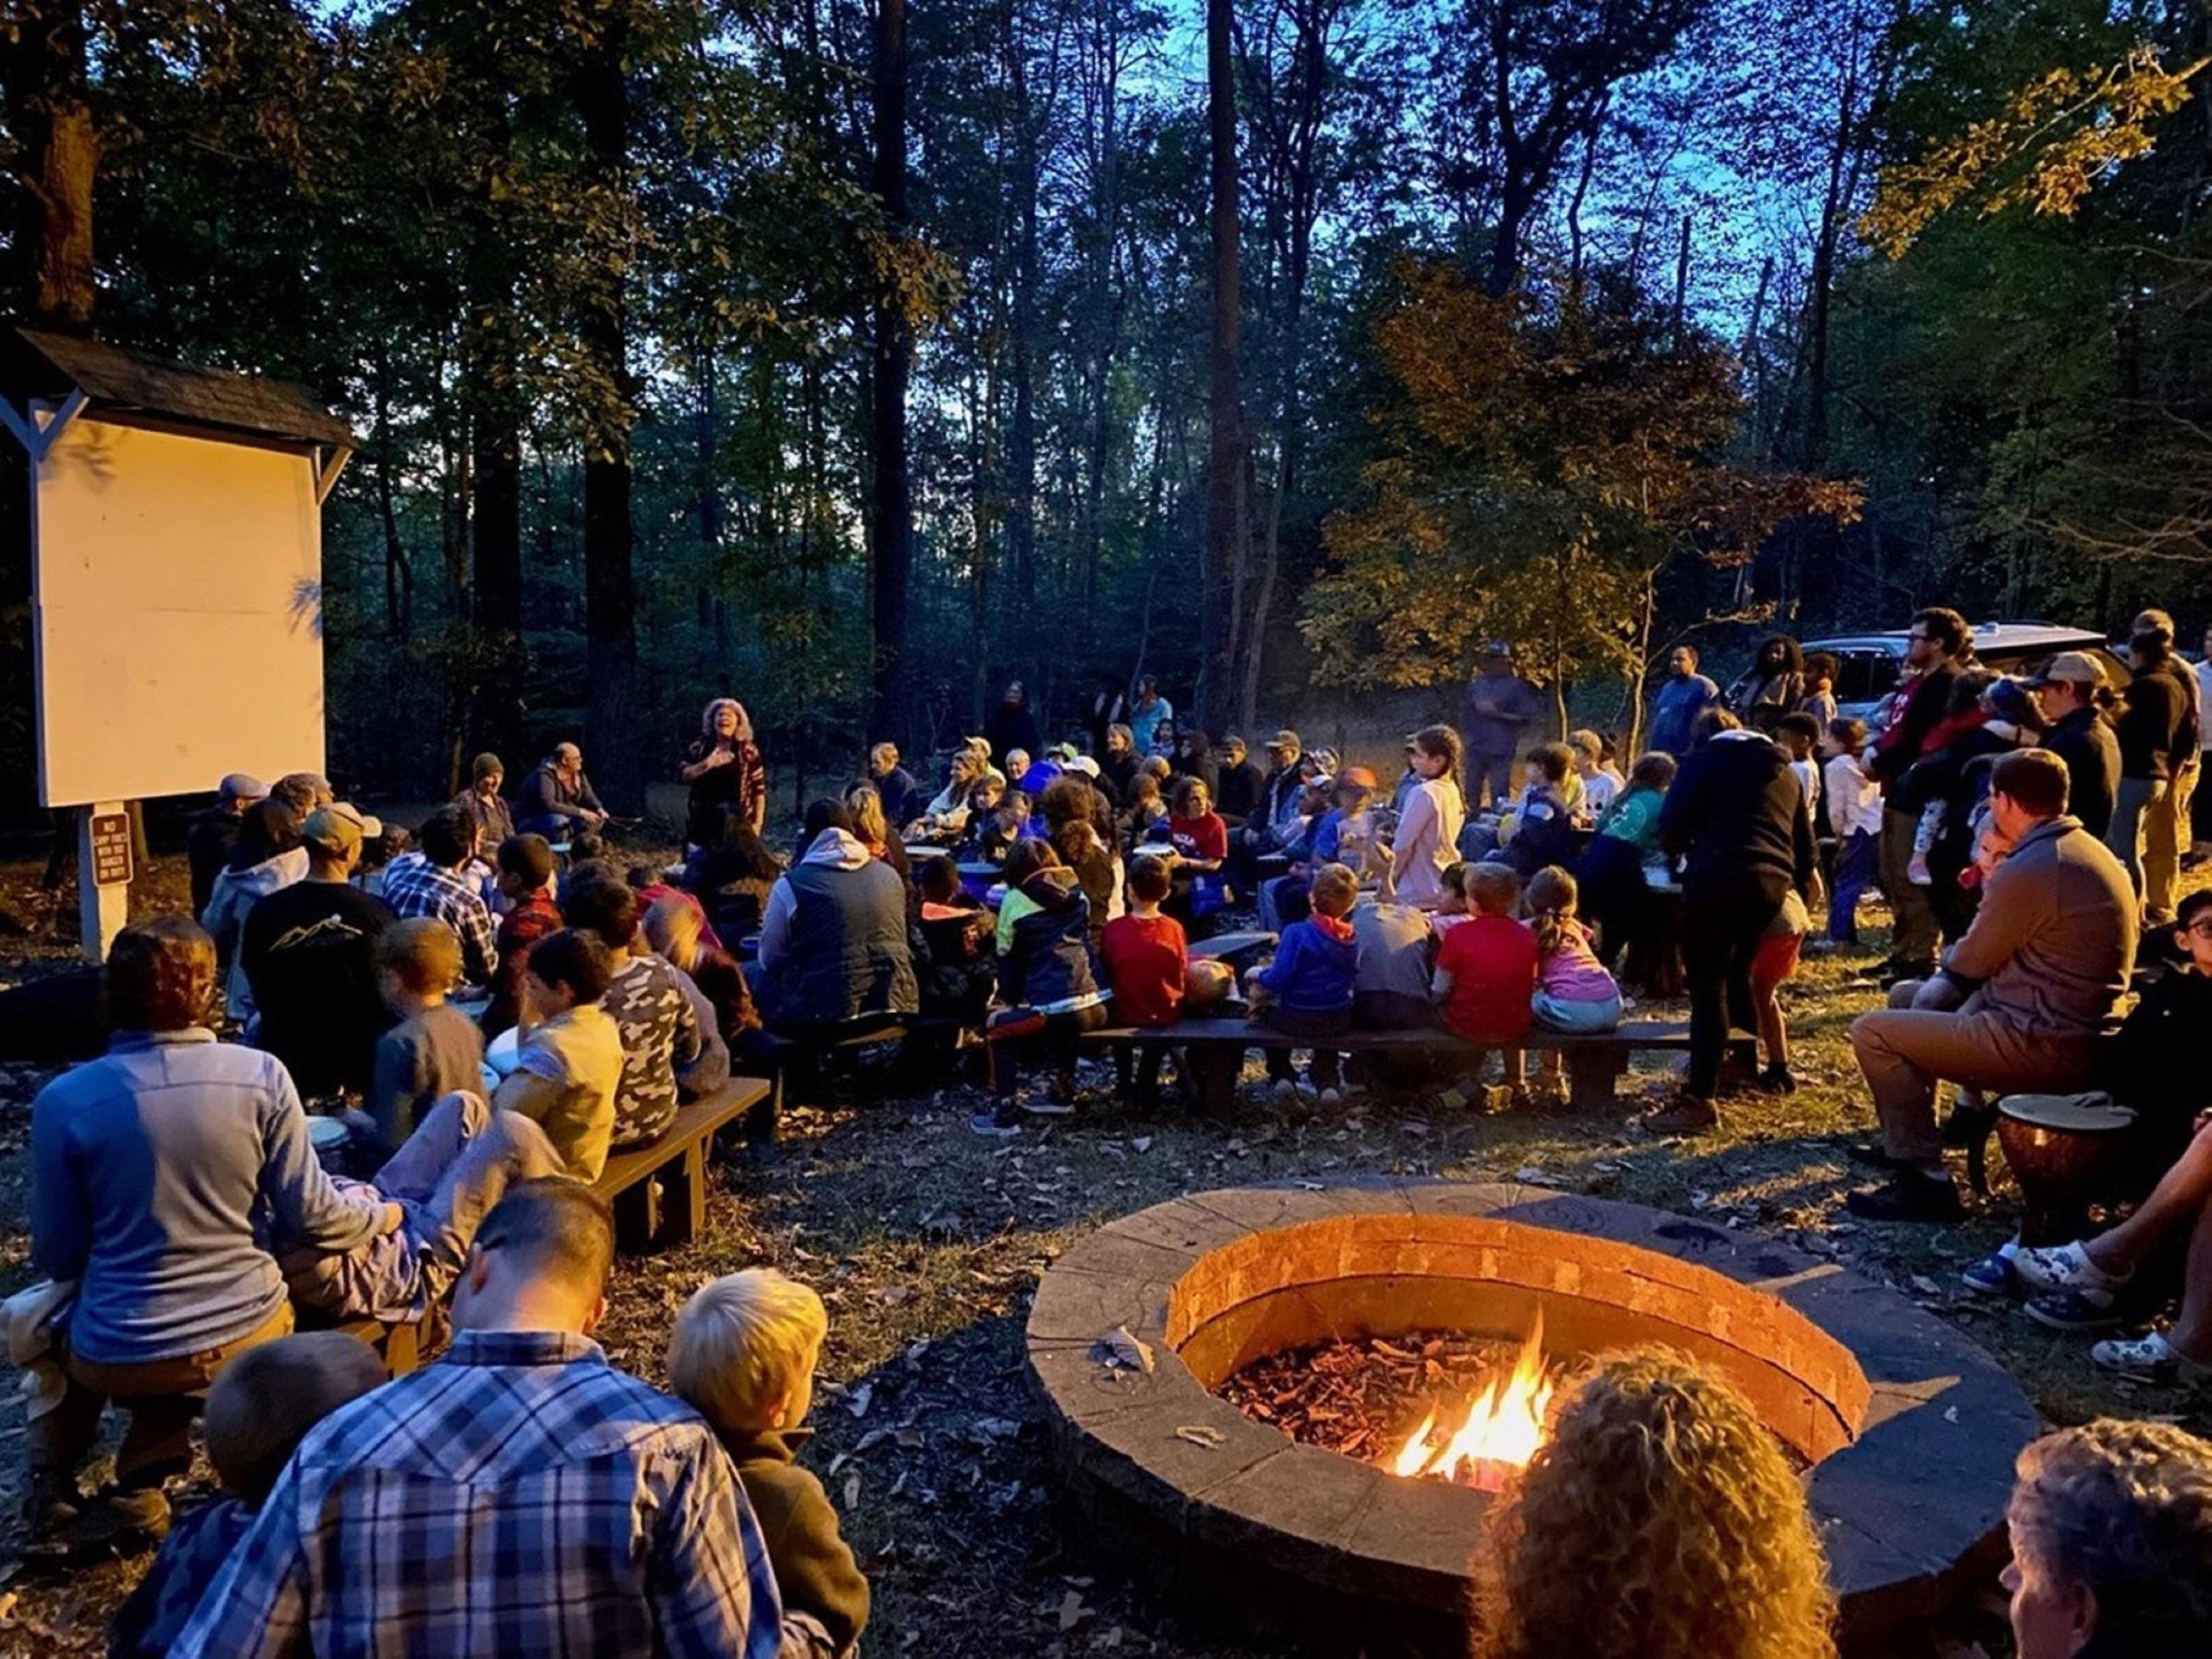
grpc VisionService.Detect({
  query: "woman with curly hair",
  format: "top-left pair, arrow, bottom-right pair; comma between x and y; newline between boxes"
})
1475,1349 -> 1835,1659
2003,1418 -> 2212,1658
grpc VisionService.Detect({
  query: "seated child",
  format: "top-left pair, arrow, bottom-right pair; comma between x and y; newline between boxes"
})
484,832 -> 563,1037
1352,898 -> 1437,1032
1577,751 -> 1677,974
366,919 -> 488,1157
1099,855 -> 1190,1105
108,1334 -> 387,1659
492,927 -> 625,1179
1748,888 -> 1809,1095
1247,863 -> 1360,1102
668,1270 -> 871,1659
973,841 -> 1107,1137
1500,744 -> 1579,876
1525,865 -> 1622,1101
974,788 -> 1032,865
913,855 -> 996,1026
1431,862 -> 1472,934
1568,729 -> 1621,816
565,874 -> 703,1151
1432,862 -> 1539,1093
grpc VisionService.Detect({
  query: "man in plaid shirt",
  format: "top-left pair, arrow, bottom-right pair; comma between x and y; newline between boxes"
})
379,805 -> 499,990
172,1181 -> 782,1658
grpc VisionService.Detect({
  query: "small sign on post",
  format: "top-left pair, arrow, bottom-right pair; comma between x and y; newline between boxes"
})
80,801 -> 131,961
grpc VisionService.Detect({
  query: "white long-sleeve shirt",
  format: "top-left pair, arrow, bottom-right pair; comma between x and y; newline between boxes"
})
1823,751 -> 1883,838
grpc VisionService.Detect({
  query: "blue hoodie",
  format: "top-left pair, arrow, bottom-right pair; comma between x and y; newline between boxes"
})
1253,913 -> 1358,1013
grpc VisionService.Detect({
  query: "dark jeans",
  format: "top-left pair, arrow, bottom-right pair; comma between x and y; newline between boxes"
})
1575,835 -> 1647,970
1681,874 -> 1783,1099
988,1002 -> 1109,1099
1258,1004 -> 1352,1089
1828,828 -> 1877,942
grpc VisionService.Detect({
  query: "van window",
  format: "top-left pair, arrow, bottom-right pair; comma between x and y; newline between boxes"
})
1832,650 -> 1900,704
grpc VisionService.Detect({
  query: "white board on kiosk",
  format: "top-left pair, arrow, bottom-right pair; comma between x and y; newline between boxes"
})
32,414 -> 327,809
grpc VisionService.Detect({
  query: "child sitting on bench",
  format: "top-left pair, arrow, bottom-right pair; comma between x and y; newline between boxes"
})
1248,863 -> 1360,1104
1433,861 -> 1539,1105
1099,855 -> 1190,1107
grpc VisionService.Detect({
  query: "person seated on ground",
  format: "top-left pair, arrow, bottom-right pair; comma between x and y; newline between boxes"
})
972,841 -> 1108,1137
1379,726 -> 1467,910
1247,863 -> 1360,1106
1500,742 -> 1579,877
483,833 -> 563,1037
1477,1349 -> 1836,1659
2010,1422 -> 2212,1659
971,786 -> 1032,866
1099,855 -> 1189,1107
1432,862 -> 1539,1102
563,872 -> 703,1151
488,928 -> 623,1180
1524,866 -> 1622,1105
682,698 -> 768,849
203,796 -> 309,1021
841,782 -> 910,881
26,919 -> 389,1545
107,1333 -> 387,1659
452,751 -> 515,851
240,802 -> 395,1098
1575,751 -> 1675,971
380,805 -> 499,992
366,919 -> 488,1158
1351,894 -> 1436,1034
1983,888 -> 2212,1347
187,773 -> 269,920
1846,748 -> 2138,1221
515,742 -> 610,842
757,801 -> 918,1035
869,741 -> 918,832
1214,735 -> 1265,825
668,1270 -> 871,1659
173,1181 -> 782,1658
1568,730 -> 1620,817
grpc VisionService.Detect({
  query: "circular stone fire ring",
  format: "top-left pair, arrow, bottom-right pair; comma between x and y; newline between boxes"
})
1026,1179 -> 2037,1657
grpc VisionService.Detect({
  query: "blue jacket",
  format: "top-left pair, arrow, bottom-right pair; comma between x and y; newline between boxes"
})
1254,914 -> 1358,1013
1649,672 -> 1721,757
31,1030 -> 380,1365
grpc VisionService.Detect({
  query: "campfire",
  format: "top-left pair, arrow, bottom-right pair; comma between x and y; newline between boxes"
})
1386,1316 -> 1555,1491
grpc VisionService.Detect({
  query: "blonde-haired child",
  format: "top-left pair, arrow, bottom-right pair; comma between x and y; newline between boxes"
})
669,1269 -> 870,1658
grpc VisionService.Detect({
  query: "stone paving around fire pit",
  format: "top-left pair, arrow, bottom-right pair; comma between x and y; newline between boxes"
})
1027,1178 -> 2040,1658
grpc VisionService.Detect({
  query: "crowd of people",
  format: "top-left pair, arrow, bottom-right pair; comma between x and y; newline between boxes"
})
9,624 -> 2212,1654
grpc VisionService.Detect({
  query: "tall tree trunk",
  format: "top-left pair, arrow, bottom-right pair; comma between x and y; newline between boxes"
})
577,7 -> 642,813
1004,0 -> 1040,643
1203,0 -> 1247,726
869,0 -> 914,744
465,92 -> 524,770
8,0 -> 97,333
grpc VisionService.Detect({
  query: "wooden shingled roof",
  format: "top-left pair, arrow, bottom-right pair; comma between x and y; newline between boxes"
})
4,327 -> 353,451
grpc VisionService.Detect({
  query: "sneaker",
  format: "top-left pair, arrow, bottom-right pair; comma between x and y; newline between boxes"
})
1643,1093 -> 1719,1135
1844,1171 -> 1964,1222
2090,1329 -> 2212,1383
1854,958 -> 1901,983
1960,1250 -> 2016,1295
2025,1289 -> 2124,1333
2013,1239 -> 2129,1300
1756,1065 -> 1798,1096
969,1111 -> 1021,1138
1846,1141 -> 1899,1169
1023,1097 -> 1077,1117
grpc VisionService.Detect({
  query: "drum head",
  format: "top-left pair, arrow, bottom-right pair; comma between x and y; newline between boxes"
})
307,1116 -> 351,1150
1997,1093 -> 2137,1134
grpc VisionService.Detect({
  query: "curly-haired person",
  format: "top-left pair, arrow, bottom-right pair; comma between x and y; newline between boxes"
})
1475,1349 -> 1835,1659
2003,1418 -> 2212,1659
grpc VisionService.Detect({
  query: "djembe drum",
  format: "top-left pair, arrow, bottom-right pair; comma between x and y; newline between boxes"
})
1995,1093 -> 2138,1246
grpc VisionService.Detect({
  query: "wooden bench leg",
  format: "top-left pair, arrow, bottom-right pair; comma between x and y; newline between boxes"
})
662,1142 -> 707,1248
613,1179 -> 661,1253
1190,1047 -> 1242,1116
1566,1049 -> 1628,1113
383,1320 -> 420,1378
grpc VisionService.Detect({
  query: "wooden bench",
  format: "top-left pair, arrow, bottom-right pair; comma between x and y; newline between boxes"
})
593,1077 -> 772,1252
321,1310 -> 440,1379
1079,1017 -> 1710,1113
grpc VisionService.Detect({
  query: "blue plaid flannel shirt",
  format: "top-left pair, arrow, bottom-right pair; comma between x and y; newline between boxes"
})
170,1330 -> 783,1658
378,852 -> 499,988
109,1494 -> 254,1659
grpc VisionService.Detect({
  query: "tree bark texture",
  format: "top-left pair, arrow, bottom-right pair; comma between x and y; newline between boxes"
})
1203,0 -> 1247,728
870,0 -> 914,745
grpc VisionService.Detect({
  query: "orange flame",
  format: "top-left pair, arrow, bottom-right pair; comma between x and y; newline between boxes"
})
1387,1316 -> 1555,1491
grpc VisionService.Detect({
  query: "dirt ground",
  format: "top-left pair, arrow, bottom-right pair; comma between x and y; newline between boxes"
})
0,849 -> 2202,1658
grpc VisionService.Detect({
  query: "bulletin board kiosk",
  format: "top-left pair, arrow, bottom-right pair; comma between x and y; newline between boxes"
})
0,327 -> 353,959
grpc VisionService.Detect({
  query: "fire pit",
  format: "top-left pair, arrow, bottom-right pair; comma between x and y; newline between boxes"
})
1026,1179 -> 2037,1656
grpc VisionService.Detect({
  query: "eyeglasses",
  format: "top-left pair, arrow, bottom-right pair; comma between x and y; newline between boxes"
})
2185,919 -> 2212,941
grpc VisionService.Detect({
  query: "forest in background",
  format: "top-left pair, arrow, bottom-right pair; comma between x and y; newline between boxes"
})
3,0 -> 2209,815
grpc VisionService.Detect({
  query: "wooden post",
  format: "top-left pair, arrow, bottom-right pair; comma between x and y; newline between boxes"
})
80,799 -> 130,960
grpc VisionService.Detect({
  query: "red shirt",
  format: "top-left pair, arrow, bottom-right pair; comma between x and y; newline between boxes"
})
1434,914 -> 1539,1046
1167,812 -> 1228,863
487,889 -> 563,1035
1099,911 -> 1189,1027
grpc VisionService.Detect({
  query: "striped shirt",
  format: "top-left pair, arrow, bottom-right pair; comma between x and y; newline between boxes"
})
171,1329 -> 782,1659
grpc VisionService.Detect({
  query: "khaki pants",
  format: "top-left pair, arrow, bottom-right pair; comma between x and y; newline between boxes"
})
1879,807 -> 1940,972
1851,999 -> 2099,1169
2146,759 -> 2197,919
34,1299 -> 294,1491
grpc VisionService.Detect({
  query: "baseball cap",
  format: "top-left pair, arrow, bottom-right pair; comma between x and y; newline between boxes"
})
2028,651 -> 2106,688
303,801 -> 381,856
1336,765 -> 1380,793
219,772 -> 270,804
1267,728 -> 1301,753
1067,755 -> 1101,778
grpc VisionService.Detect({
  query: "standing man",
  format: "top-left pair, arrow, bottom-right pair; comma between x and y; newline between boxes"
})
187,774 -> 270,920
1646,711 -> 1815,1133
1128,675 -> 1173,757
982,681 -> 1042,768
869,742 -> 918,832
2030,653 -> 2120,839
1646,644 -> 1721,759
2130,608 -> 2200,923
1461,644 -> 1543,810
1865,607 -> 1969,986
1845,751 -> 2135,1221
1086,671 -> 1130,760
173,1181 -> 781,1658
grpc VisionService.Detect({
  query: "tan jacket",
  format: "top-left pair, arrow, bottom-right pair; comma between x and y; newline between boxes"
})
1945,816 -> 2136,1041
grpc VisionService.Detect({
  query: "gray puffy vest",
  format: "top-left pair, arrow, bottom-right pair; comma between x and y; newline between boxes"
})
768,860 -> 919,1027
